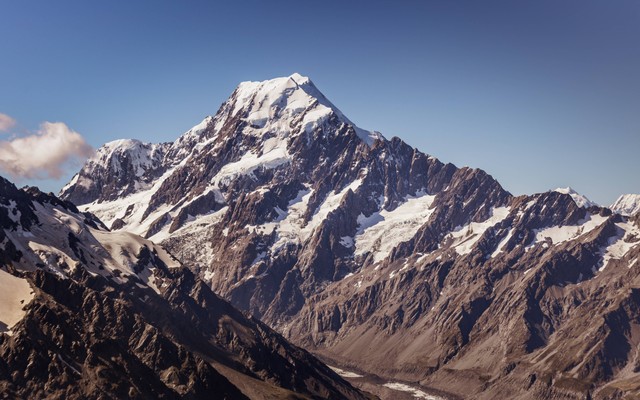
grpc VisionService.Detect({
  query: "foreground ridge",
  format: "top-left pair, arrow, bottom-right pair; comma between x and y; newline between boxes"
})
0,175 -> 367,399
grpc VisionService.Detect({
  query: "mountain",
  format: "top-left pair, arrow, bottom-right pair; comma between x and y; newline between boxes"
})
0,176 -> 368,399
610,194 -> 640,216
61,74 -> 640,399
553,187 -> 597,208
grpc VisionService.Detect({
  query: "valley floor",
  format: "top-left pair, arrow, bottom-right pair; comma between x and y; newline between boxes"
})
325,361 -> 457,400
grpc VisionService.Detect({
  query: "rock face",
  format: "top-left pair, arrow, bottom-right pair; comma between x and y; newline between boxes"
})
61,74 -> 640,399
0,175 -> 367,399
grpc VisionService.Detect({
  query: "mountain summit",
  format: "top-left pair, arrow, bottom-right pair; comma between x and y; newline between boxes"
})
60,75 -> 640,400
610,193 -> 640,216
553,187 -> 597,208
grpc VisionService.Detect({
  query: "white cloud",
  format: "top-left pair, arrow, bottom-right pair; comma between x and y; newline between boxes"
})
0,113 -> 16,132
0,121 -> 93,180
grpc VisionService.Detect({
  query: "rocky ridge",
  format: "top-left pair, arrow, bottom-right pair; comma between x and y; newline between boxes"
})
0,175 -> 367,399
60,74 -> 640,399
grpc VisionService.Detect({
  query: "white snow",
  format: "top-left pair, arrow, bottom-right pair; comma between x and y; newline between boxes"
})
307,177 -> 365,234
85,228 -> 178,293
598,221 -> 640,271
232,73 -> 383,146
152,206 -> 229,245
526,213 -> 609,250
553,187 -> 597,208
81,156 -> 191,237
446,207 -> 511,256
490,228 -> 515,258
0,269 -> 34,335
329,366 -> 363,378
68,73 -> 387,245
355,193 -> 436,262
270,188 -> 313,253
383,382 -> 443,399
340,236 -> 354,248
302,105 -> 333,133
610,194 -> 640,216
91,139 -> 165,180
3,200 -> 20,224
6,200 -> 178,294
60,173 -> 79,193
214,136 -> 291,187
239,174 -> 367,256
203,269 -> 215,281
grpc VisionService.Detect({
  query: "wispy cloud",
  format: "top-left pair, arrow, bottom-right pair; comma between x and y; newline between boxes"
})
0,120 -> 93,180
0,113 -> 16,132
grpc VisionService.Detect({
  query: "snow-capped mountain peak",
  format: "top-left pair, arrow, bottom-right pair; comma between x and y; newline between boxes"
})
229,73 -> 382,145
59,138 -> 170,204
553,187 -> 597,208
610,193 -> 640,216
87,138 -> 166,176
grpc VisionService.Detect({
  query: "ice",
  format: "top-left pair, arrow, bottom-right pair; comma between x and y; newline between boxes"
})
355,193 -> 437,262
213,136 -> 290,186
302,105 -> 333,133
3,200 -> 20,224
526,213 -> 608,250
7,200 -> 179,295
598,221 -> 640,271
270,188 -> 313,253
491,227 -> 515,258
82,156 -> 192,237
232,73 -> 383,146
89,228 -> 179,293
95,139 -> 164,178
329,366 -> 363,378
610,194 -> 640,216
340,236 -> 354,248
307,177 -> 365,234
269,176 -> 365,253
445,207 -> 511,256
382,382 -> 443,399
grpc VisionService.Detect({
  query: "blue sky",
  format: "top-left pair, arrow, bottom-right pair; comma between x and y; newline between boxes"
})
0,0 -> 638,205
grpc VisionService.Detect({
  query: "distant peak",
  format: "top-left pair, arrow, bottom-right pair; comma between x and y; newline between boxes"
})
227,74 -> 383,146
288,72 -> 311,85
552,187 -> 597,208
610,193 -> 640,216
101,138 -> 144,150
554,187 -> 578,195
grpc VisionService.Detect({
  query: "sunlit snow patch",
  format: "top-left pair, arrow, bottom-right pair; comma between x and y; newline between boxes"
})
446,207 -> 511,255
355,192 -> 436,263
0,269 -> 34,336
383,382 -> 443,399
328,366 -> 363,379
525,213 -> 608,251
598,221 -> 640,271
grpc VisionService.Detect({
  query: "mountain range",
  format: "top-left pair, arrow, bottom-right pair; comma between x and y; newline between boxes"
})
2,73 -> 639,399
0,175 -> 368,399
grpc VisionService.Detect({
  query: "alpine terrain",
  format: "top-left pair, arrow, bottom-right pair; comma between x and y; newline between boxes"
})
0,176 -> 368,399
54,73 -> 640,399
